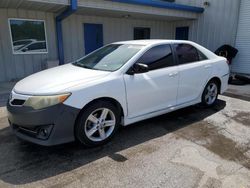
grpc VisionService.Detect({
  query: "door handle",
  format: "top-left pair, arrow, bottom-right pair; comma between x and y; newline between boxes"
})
204,65 -> 211,69
169,72 -> 178,77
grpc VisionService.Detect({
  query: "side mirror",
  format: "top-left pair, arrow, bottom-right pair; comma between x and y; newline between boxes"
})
127,63 -> 149,75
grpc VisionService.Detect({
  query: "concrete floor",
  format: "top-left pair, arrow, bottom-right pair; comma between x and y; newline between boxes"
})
225,84 -> 250,101
0,96 -> 249,188
0,82 -> 15,107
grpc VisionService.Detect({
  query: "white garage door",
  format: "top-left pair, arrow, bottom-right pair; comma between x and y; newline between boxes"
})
232,0 -> 250,75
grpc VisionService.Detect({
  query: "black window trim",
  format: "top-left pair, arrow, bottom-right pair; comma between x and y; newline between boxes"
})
134,27 -> 151,40
126,43 -> 177,74
8,18 -> 48,55
171,43 -> 208,65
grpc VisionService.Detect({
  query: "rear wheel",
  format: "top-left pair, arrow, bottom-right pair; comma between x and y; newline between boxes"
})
75,101 -> 121,147
202,80 -> 219,107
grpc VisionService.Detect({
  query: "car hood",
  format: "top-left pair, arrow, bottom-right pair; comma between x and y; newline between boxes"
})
14,64 -> 110,95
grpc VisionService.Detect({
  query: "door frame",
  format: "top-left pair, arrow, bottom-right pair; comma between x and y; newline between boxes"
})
133,27 -> 151,40
83,23 -> 103,54
175,26 -> 189,40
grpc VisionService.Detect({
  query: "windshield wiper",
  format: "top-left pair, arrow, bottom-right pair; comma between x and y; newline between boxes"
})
72,61 -> 112,72
73,62 -> 91,69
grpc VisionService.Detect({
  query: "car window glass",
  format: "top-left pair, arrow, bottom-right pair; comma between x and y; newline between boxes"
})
197,50 -> 208,61
174,43 -> 207,64
136,44 -> 174,71
74,44 -> 144,71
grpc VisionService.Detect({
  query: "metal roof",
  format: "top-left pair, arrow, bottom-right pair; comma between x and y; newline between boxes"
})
0,0 -> 204,14
111,0 -> 204,13
0,0 -> 66,12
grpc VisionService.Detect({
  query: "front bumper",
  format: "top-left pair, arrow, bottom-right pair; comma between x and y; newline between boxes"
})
7,100 -> 80,146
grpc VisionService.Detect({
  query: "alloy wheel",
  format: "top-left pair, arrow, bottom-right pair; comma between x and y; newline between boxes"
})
84,108 -> 116,142
205,83 -> 218,105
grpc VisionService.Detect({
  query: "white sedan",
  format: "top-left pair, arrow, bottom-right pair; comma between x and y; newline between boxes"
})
7,40 -> 229,146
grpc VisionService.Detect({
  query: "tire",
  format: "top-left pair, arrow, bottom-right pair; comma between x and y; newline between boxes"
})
201,80 -> 219,107
75,100 -> 121,147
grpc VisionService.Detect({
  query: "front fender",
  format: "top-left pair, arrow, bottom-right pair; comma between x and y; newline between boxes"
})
63,76 -> 128,117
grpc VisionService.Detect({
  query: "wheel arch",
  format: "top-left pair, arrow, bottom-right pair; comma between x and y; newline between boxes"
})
200,76 -> 222,106
74,97 -> 124,146
208,77 -> 222,94
74,97 -> 125,127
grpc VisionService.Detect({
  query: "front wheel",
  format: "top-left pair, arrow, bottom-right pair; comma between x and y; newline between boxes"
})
201,80 -> 219,107
75,101 -> 121,147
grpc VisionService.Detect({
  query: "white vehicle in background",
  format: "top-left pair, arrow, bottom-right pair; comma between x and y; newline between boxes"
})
13,39 -> 36,51
16,41 -> 47,53
7,40 -> 229,147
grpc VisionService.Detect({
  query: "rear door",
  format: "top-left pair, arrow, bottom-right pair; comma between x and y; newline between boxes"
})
173,43 -> 212,105
124,44 -> 179,118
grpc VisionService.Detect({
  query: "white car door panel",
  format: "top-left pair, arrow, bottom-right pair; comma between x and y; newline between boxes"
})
123,44 -> 179,118
124,67 -> 179,118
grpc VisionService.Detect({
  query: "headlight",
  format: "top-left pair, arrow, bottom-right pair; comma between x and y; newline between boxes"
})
24,93 -> 71,110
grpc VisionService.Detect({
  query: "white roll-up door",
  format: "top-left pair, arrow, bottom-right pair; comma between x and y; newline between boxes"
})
232,0 -> 250,75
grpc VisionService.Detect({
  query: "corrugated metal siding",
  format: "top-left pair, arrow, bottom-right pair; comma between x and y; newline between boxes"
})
62,15 -> 174,63
73,0 -> 240,51
0,0 -> 241,81
173,0 -> 240,52
0,8 -> 58,82
232,0 -> 250,75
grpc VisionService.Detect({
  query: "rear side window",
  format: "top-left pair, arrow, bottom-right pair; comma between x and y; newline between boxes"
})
136,44 -> 175,71
197,50 -> 208,61
174,43 -> 207,64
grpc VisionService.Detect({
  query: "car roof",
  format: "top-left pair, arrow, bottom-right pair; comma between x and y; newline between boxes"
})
113,39 -> 193,46
113,39 -> 219,60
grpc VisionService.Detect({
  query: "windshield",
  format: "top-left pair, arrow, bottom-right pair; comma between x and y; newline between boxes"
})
73,44 -> 144,71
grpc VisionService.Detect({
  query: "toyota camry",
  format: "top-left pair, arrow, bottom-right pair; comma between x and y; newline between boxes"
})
7,40 -> 229,146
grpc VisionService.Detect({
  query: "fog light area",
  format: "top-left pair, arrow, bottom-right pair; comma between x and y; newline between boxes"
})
36,125 -> 53,140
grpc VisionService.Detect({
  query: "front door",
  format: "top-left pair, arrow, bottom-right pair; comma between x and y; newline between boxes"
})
124,44 -> 179,118
84,23 -> 103,54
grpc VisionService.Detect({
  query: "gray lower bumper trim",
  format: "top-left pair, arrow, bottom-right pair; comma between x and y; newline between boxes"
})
7,101 -> 80,146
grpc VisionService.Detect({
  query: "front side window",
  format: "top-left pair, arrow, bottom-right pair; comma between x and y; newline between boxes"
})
174,43 -> 207,64
136,44 -> 175,71
9,19 -> 47,54
73,44 -> 144,71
